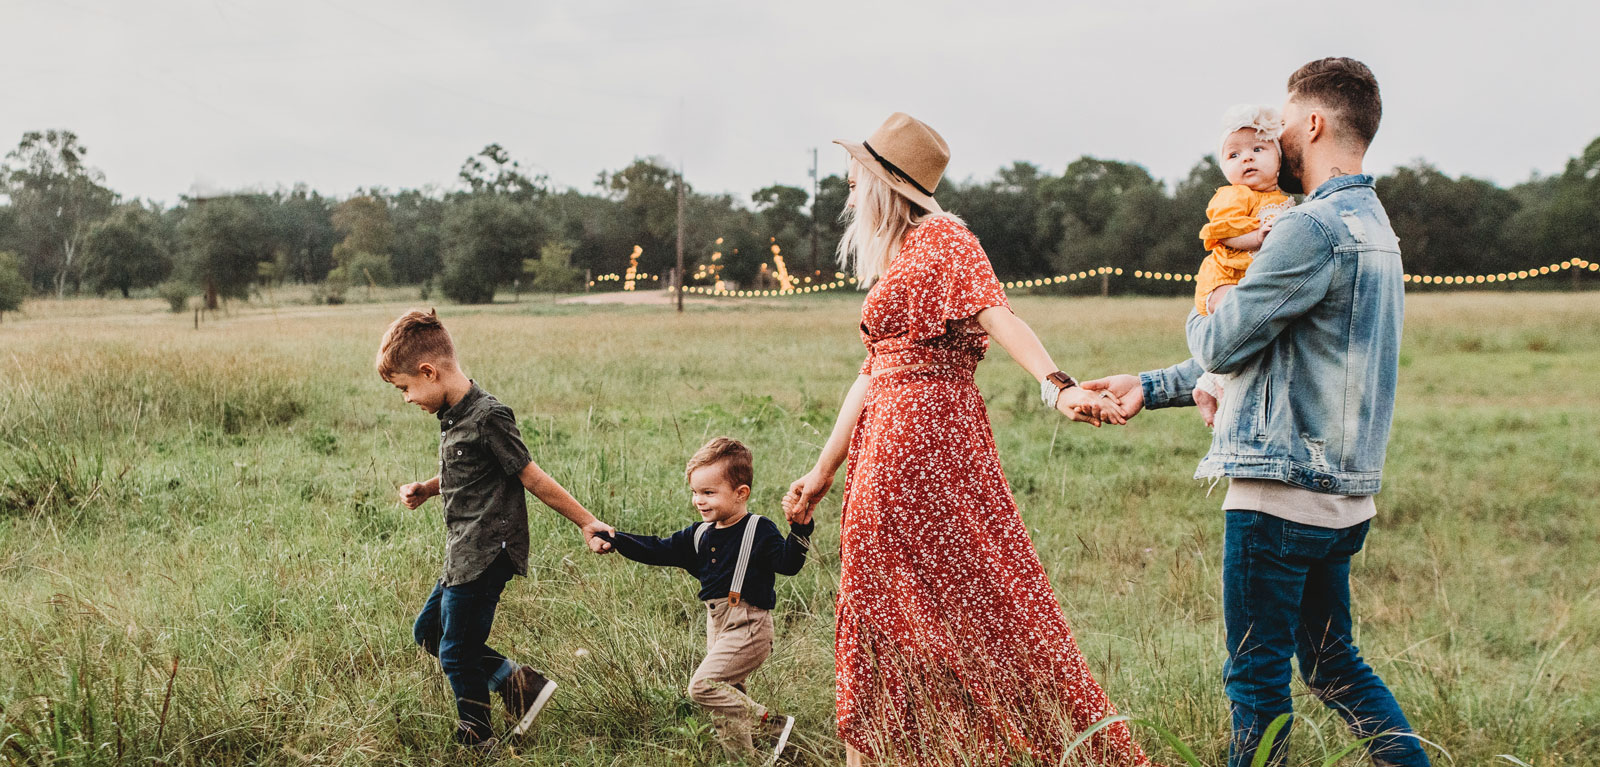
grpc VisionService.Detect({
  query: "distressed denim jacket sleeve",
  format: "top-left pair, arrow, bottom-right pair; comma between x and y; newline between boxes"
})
1185,211 -> 1335,375
1140,355 -> 1203,410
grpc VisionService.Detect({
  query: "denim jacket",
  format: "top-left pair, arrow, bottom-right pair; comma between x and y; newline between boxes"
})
1140,175 -> 1403,495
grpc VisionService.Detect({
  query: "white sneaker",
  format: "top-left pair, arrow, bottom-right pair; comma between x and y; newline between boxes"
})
760,712 -> 794,764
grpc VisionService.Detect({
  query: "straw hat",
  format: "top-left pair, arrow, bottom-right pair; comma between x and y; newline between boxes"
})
835,112 -> 947,213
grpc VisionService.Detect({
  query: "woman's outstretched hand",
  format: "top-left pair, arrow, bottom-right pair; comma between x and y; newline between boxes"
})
784,468 -> 832,525
1055,385 -> 1124,427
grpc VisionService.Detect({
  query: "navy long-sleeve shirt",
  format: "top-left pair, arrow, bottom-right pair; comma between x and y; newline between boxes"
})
601,513 -> 814,611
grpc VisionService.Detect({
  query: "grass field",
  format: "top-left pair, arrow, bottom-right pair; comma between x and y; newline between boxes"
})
1,291 -> 1597,766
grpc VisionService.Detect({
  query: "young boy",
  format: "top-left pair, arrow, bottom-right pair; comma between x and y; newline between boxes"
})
378,308 -> 615,751
600,437 -> 812,762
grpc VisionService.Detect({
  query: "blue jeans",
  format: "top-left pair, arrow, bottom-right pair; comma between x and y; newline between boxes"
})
1223,511 -> 1428,767
413,550 -> 518,743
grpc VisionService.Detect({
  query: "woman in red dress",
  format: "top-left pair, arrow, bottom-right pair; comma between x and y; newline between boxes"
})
784,114 -> 1151,766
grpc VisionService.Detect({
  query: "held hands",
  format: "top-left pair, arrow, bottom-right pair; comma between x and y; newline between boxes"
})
581,519 -> 616,555
399,481 -> 435,509
1080,375 -> 1146,423
783,468 -> 832,526
1055,385 -> 1125,427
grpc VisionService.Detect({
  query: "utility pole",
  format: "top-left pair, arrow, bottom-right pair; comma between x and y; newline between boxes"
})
676,165 -> 686,313
809,147 -> 821,276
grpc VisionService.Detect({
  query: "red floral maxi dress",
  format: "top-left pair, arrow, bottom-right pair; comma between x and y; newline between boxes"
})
836,217 -> 1150,765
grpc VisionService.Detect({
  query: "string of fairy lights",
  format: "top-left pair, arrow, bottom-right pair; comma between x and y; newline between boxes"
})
585,258 -> 1596,297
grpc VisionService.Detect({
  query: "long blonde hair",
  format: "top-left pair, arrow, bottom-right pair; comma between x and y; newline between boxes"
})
836,158 -> 963,287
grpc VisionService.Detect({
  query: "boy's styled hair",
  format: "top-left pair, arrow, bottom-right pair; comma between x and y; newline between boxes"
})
376,309 -> 456,380
1287,57 -> 1382,148
685,437 -> 754,490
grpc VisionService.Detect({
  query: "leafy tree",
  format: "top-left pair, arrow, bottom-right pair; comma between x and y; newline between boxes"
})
601,158 -> 680,275
82,204 -> 172,297
1046,157 -> 1168,282
331,195 -> 393,272
179,195 -> 274,309
0,251 -> 26,321
942,162 -> 1052,277
541,188 -> 632,277
1378,162 -> 1519,278
1,130 -> 117,296
1526,137 -> 1600,276
684,191 -> 763,287
389,189 -> 445,283
812,174 -> 850,273
459,144 -> 545,201
752,184 -> 811,268
271,186 -> 337,283
440,195 -> 543,303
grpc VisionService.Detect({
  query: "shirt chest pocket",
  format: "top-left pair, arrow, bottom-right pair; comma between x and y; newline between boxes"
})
440,425 -> 487,491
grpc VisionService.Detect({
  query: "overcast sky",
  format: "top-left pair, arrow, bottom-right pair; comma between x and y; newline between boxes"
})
8,0 -> 1598,206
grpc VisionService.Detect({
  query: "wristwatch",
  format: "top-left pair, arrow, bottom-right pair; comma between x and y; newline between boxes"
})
1040,371 -> 1078,409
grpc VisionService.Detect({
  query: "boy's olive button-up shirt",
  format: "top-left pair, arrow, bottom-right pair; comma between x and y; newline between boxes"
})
437,383 -> 532,586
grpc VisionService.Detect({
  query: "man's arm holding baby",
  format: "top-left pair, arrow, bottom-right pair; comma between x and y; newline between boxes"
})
516,461 -> 615,553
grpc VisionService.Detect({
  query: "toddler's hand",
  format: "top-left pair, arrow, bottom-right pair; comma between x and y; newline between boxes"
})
784,497 -> 812,525
399,482 -> 431,509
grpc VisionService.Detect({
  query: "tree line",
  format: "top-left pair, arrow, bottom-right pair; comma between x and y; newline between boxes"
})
2,129 -> 1596,316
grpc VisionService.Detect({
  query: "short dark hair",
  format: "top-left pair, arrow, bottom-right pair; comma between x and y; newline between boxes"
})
685,437 -> 753,490
376,308 -> 456,380
1287,57 -> 1382,148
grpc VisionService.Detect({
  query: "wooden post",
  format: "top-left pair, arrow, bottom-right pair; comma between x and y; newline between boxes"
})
1101,270 -> 1109,297
810,147 -> 820,276
676,168 -> 686,313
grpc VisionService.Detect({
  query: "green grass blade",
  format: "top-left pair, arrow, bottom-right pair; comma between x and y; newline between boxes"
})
1249,713 -> 1294,767
1056,714 -> 1131,767
1127,718 -> 1206,767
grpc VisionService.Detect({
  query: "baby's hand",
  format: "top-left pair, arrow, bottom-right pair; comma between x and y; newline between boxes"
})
399,482 -> 431,509
1206,284 -> 1235,314
1195,388 -> 1220,428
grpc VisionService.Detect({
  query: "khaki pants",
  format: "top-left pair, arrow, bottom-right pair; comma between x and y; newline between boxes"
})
688,599 -> 775,757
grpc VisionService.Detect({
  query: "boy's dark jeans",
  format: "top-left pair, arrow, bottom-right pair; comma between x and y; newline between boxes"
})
414,550 -> 514,744
1223,510 -> 1429,767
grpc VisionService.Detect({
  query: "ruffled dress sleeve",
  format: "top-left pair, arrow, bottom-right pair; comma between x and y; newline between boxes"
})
901,218 -> 1010,343
1198,185 -> 1262,251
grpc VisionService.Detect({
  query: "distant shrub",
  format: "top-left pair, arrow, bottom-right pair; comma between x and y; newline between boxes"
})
0,251 -> 27,319
157,281 -> 191,313
318,269 -> 351,305
523,258 -> 585,293
341,251 -> 393,287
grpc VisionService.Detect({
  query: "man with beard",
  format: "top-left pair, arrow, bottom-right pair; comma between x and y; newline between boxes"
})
1086,58 -> 1430,767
